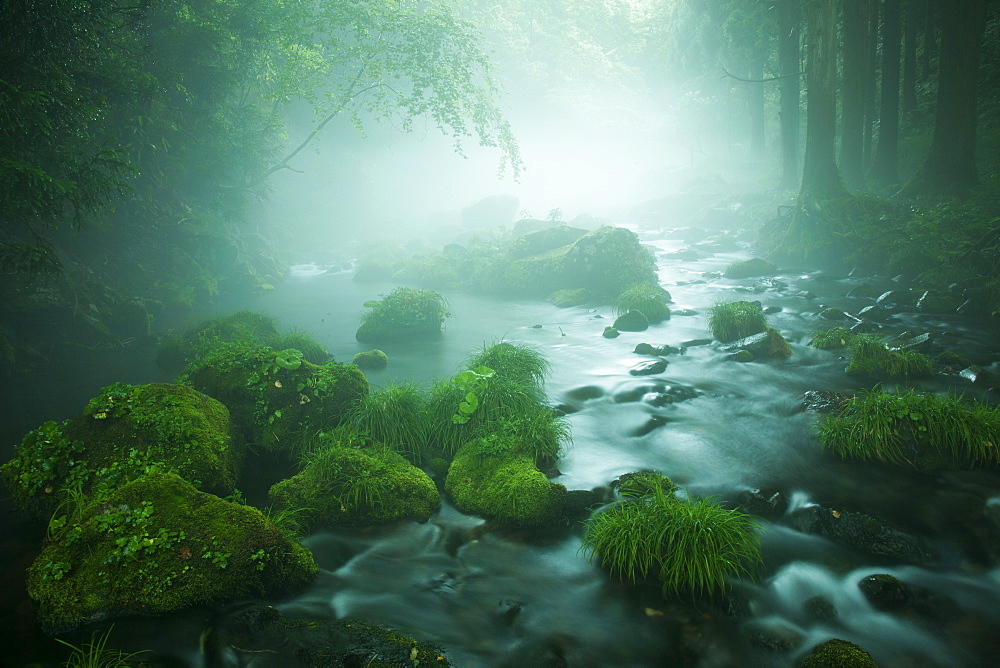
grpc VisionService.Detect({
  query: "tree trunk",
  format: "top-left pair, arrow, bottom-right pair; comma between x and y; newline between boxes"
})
749,52 -> 766,159
777,0 -> 801,190
920,0 -> 937,82
799,0 -> 845,203
902,0 -> 987,195
863,0 -> 879,168
840,0 -> 872,191
902,0 -> 918,111
869,0 -> 901,187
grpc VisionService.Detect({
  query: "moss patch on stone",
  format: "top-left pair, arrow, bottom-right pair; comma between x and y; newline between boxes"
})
27,473 -> 317,634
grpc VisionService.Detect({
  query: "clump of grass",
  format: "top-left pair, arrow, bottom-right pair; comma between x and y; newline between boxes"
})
613,284 -> 672,324
708,300 -> 767,342
810,327 -> 857,350
56,625 -> 148,668
268,328 -> 329,364
845,334 -> 934,379
356,287 -> 452,342
465,340 -> 550,391
817,388 -> 1000,470
349,382 -> 431,462
582,478 -> 762,598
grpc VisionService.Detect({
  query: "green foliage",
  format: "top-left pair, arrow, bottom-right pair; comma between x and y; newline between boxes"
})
268,330 -> 329,365
549,288 -> 590,307
810,327 -> 857,350
723,258 -> 777,279
466,340 -> 550,391
451,366 -> 496,424
582,480 -> 762,598
56,626 -> 149,668
708,301 -> 768,342
350,383 -> 432,461
613,284 -> 672,323
800,639 -> 878,667
845,335 -> 934,379
352,349 -> 389,370
817,389 -> 1000,470
356,287 -> 452,342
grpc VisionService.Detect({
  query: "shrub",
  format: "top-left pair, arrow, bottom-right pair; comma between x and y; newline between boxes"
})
845,335 -> 934,379
817,388 -> 1000,470
613,284 -> 672,323
355,287 -> 451,342
708,301 -> 767,342
582,479 -> 762,597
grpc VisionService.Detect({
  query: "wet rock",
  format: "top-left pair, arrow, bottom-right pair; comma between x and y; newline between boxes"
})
846,282 -> 880,299
753,277 -> 789,292
804,506 -> 924,562
745,620 -> 803,651
849,320 -> 882,334
634,342 -> 683,356
876,289 -> 920,308
917,289 -> 963,313
724,258 -> 777,279
887,331 -> 931,351
643,382 -> 699,406
858,573 -> 910,610
803,595 -> 838,621
495,599 -> 523,625
722,328 -> 791,359
613,310 -> 649,332
819,307 -> 851,321
726,350 -> 754,363
763,305 -> 783,314
630,359 -> 668,376
856,304 -> 892,322
738,488 -> 788,519
602,326 -> 619,338
672,308 -> 699,316
560,489 -> 603,521
802,390 -> 852,413
565,385 -> 604,401
631,415 -> 672,436
681,338 -> 714,347
796,290 -> 817,300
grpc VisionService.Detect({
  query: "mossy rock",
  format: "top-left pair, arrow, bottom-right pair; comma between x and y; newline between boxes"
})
723,258 -> 777,279
353,349 -> 389,370
810,327 -> 856,350
549,288 -> 590,308
603,326 -> 620,339
1,383 -> 241,515
445,440 -> 567,527
356,287 -> 452,343
184,344 -> 368,455
800,638 -> 878,667
613,284 -> 671,324
612,310 -> 649,332
845,335 -> 934,379
508,224 -> 588,259
268,445 -> 440,528
27,473 -> 317,634
207,605 -> 450,666
723,327 -> 791,359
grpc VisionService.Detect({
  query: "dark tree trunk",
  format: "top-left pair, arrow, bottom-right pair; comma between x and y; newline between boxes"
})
840,0 -> 872,191
902,0 -> 918,111
920,0 -> 937,82
800,0 -> 845,203
863,0 -> 879,168
869,0 -> 902,187
749,52 -> 766,159
903,0 -> 987,195
778,0 -> 802,190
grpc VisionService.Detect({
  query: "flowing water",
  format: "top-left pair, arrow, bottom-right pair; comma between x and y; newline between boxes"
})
4,221 -> 1000,666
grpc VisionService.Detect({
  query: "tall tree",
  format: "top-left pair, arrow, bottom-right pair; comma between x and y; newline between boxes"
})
902,0 -> 919,111
902,0 -> 988,195
869,0 -> 902,187
777,0 -> 801,190
840,0 -> 873,190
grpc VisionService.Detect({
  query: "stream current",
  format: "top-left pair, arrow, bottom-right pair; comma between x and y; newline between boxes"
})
6,222 -> 1000,666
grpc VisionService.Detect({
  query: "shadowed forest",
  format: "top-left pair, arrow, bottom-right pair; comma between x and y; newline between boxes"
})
3,1 -> 1000,666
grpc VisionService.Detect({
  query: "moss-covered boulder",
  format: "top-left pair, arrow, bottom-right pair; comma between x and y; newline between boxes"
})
723,327 -> 792,359
724,258 -> 777,279
549,288 -> 590,307
352,349 -> 389,370
485,226 -> 657,299
613,310 -> 649,332
184,343 -> 368,455
1,383 -> 241,514
206,605 -> 450,666
27,473 -> 317,634
613,284 -> 671,324
445,440 -> 567,527
508,224 -> 588,259
355,287 -> 452,343
268,444 -> 440,528
844,335 -> 934,379
708,300 -> 767,342
800,638 -> 878,667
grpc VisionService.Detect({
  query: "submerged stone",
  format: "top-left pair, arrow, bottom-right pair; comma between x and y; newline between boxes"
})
629,359 -> 668,376
613,310 -> 649,332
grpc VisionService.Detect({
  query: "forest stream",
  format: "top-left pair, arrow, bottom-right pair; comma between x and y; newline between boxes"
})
3,219 -> 1000,667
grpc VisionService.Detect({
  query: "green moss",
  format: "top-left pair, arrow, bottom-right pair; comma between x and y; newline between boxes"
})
355,287 -> 452,342
613,284 -> 671,324
817,388 -> 1000,470
269,442 -> 440,528
811,327 -> 857,350
603,326 -> 620,338
723,258 -> 777,279
267,329 -> 329,364
708,301 -> 768,342
549,288 -> 590,307
800,638 -> 878,667
845,335 -> 934,379
1,383 -> 241,514
582,479 -> 762,598
27,473 -> 317,634
761,327 -> 793,358
352,349 -> 389,369
184,344 -> 368,456
612,310 -> 649,332
445,440 -> 567,526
